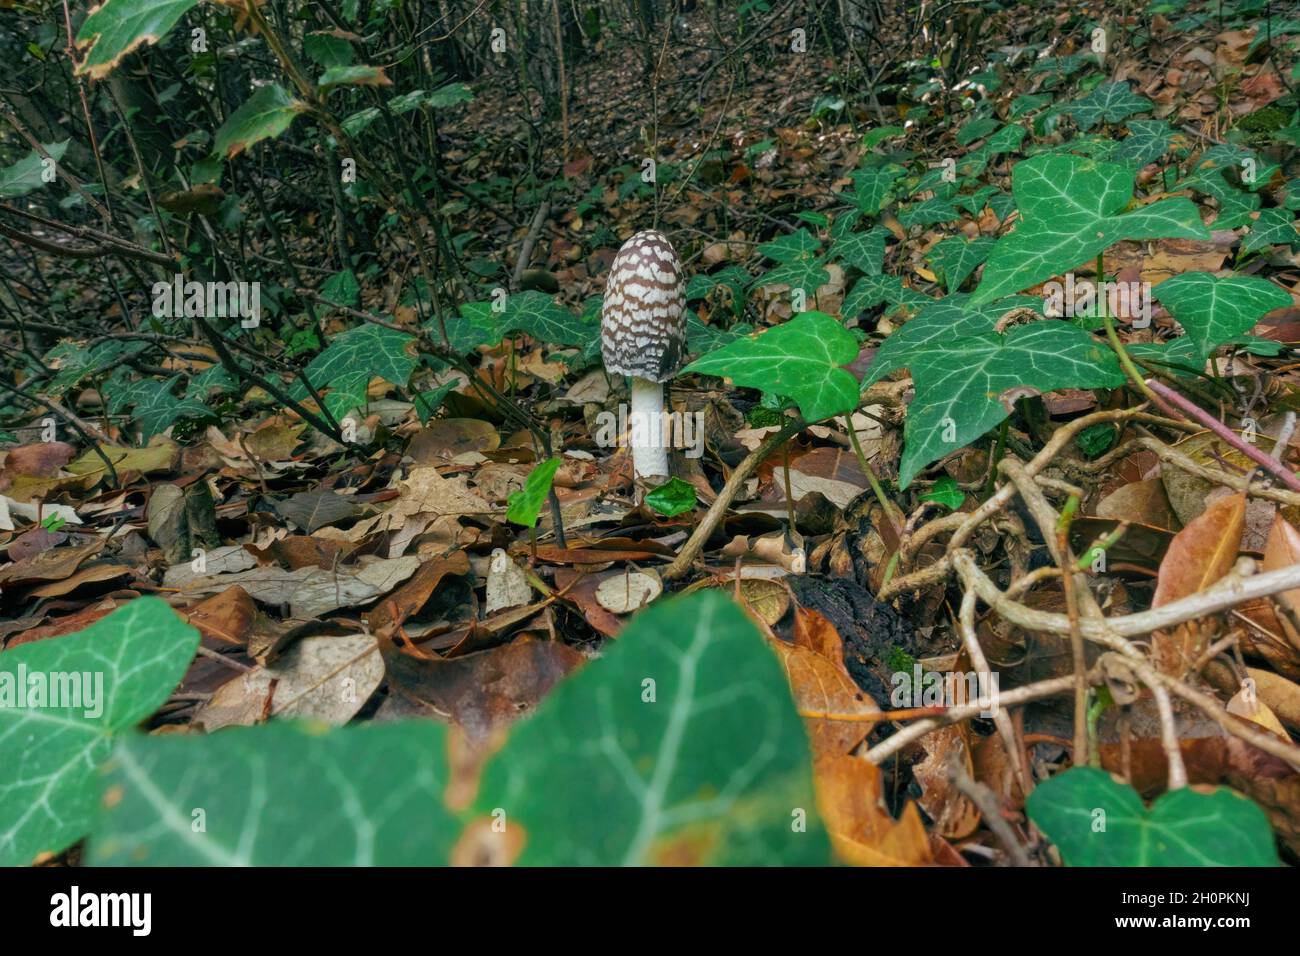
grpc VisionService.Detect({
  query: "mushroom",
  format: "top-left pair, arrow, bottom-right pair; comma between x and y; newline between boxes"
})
600,230 -> 686,483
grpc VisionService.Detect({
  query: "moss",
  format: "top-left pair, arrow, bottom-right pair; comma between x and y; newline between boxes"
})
886,645 -> 916,674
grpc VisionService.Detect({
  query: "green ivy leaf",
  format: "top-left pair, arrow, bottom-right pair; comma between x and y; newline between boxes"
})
498,290 -> 594,346
685,311 -> 860,423
1179,165 -> 1260,230
426,82 -> 474,108
295,324 -> 417,419
75,0 -> 200,79
1111,119 -> 1177,167
956,115 -> 1001,146
829,227 -> 887,275
758,259 -> 830,298
507,457 -> 561,528
118,376 -> 214,439
1243,207 -> 1300,254
213,84 -> 305,159
842,275 -> 933,320
474,591 -> 829,864
861,126 -> 905,149
0,141 -> 69,198
1152,273 -> 1291,361
970,154 -> 1209,306
318,65 -> 390,89
1009,93 -> 1051,118
685,266 -> 751,319
89,721 -> 457,865
413,382 -> 457,425
1065,82 -> 1153,131
1076,423 -> 1117,458
919,476 -> 965,510
0,598 -> 199,865
862,294 -> 1042,387
1026,767 -> 1278,866
644,477 -> 697,517
898,196 -> 961,229
927,236 -> 996,292
757,229 -> 820,263
899,321 -> 1124,487
319,269 -> 360,308
686,309 -> 747,353
845,165 -> 903,215
984,123 -> 1028,156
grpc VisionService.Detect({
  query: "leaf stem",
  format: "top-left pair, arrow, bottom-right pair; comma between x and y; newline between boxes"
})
843,414 -> 904,537
1096,253 -> 1160,405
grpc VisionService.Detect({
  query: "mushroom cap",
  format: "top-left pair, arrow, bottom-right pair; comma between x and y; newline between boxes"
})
600,230 -> 686,383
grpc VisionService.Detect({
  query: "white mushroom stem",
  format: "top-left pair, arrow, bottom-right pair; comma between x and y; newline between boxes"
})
629,376 -> 669,481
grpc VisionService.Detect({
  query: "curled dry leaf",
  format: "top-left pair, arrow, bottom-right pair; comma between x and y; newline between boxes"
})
768,637 -> 878,758
1227,682 -> 1292,741
181,586 -> 257,648
732,577 -> 791,627
366,551 -> 471,639
379,635 -> 585,746
194,633 -> 383,730
1263,513 -> 1300,654
594,571 -> 662,614
814,755 -> 933,866
1150,492 -> 1244,677
911,725 -> 982,840
175,555 -> 421,619
484,548 -> 532,614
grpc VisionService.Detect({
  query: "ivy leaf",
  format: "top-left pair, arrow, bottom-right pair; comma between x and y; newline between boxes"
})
956,115 -> 1001,146
984,124 -> 1027,156
295,324 -> 417,419
0,598 -> 199,865
919,476 -> 965,510
119,376 -> 214,439
757,259 -> 830,298
1110,119 -> 1177,167
685,266 -> 750,318
862,294 -> 1042,387
507,458 -> 561,528
1026,767 -> 1277,866
644,476 -> 697,517
842,275 -> 932,320
757,229 -> 820,263
75,0 -> 200,79
413,382 -> 458,425
953,185 -> 998,216
1179,165 -> 1260,229
861,125 -> 905,149
899,321 -> 1124,487
845,165 -> 903,215
318,65 -> 391,89
1065,82 -> 1153,130
1010,93 -> 1051,118
686,309 -> 747,353
474,590 -> 829,864
927,236 -> 996,292
1243,207 -> 1300,254
498,290 -> 593,346
685,311 -> 860,423
89,721 -> 456,865
898,196 -> 961,229
426,82 -> 474,108
0,141 -> 68,198
1152,273 -> 1291,361
829,227 -> 887,275
970,154 -> 1209,306
213,84 -> 305,159
319,269 -> 360,309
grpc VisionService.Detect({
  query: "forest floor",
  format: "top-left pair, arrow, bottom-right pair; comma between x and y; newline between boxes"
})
3,1 -> 1300,868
